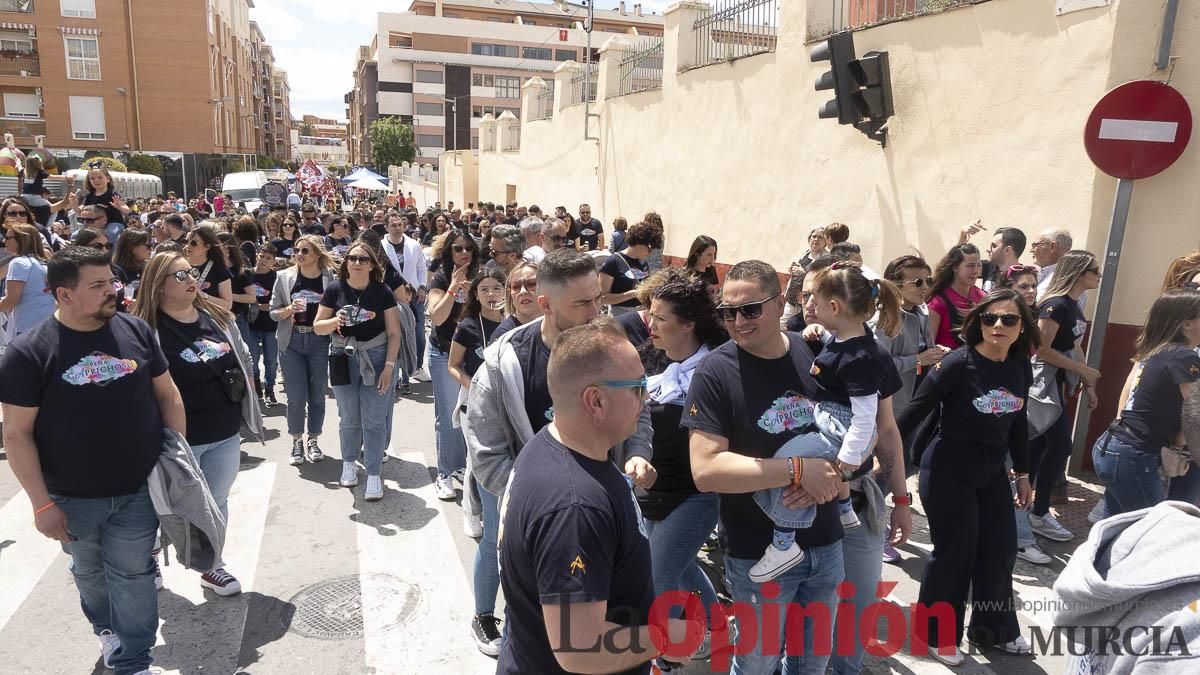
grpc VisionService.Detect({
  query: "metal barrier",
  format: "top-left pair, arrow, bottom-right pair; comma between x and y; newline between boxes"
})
569,69 -> 598,106
819,0 -> 983,35
532,87 -> 555,121
692,0 -> 778,69
617,38 -> 664,96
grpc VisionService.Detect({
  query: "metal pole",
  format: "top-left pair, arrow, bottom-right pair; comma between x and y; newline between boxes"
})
1070,177 -> 1134,468
1156,0 -> 1180,70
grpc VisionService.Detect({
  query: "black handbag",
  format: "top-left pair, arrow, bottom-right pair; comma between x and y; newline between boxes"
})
161,315 -> 247,404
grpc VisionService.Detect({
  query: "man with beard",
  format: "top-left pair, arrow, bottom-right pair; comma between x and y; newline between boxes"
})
0,246 -> 186,675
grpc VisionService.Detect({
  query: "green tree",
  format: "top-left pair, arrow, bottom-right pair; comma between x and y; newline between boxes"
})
367,117 -> 416,171
286,160 -> 300,173
125,154 -> 164,177
300,122 -> 314,136
81,156 -> 127,173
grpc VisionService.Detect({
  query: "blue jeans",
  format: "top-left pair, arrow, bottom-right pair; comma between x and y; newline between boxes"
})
246,327 -> 279,389
278,329 -> 329,436
473,484 -> 501,616
642,492 -> 719,625
411,298 -> 427,367
723,542 -> 845,675
331,344 -> 394,476
191,433 -> 241,522
50,485 -> 159,675
1093,431 -> 1170,515
429,341 -> 466,476
829,509 -> 884,675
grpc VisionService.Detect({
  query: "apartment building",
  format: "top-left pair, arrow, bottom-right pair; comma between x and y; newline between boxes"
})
346,0 -> 662,168
267,65 -> 292,161
292,114 -> 347,167
0,0 -> 289,194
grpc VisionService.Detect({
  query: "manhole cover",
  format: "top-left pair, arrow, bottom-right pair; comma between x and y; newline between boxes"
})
287,573 -> 422,640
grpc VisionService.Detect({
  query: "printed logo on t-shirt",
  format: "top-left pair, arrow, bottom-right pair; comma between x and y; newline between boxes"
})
545,406 -> 554,422
756,391 -> 816,434
282,247 -> 294,257
1072,319 -> 1087,339
624,268 -> 647,281
339,305 -> 377,326
180,339 -> 231,364
580,228 -> 596,237
291,289 -> 322,305
972,388 -> 1024,415
475,346 -> 485,361
249,283 -> 268,298
61,352 -> 138,386
568,555 -> 587,576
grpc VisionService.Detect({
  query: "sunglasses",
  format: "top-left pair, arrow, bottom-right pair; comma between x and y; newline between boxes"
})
172,268 -> 202,283
5,209 -> 28,217
1184,281 -> 1200,291
452,244 -> 472,254
294,247 -> 314,255
509,278 -> 538,293
79,216 -> 102,223
1086,267 -> 1101,276
546,234 -> 566,243
346,255 -> 372,265
1004,264 -> 1039,279
89,242 -> 113,250
185,239 -> 203,247
593,376 -> 648,399
900,277 -> 934,288
980,312 -> 1021,328
716,293 -> 780,322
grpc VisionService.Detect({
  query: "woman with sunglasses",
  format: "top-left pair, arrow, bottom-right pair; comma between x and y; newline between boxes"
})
133,252 -> 263,597
426,231 -> 480,500
493,260 -> 540,340
270,235 -> 338,466
1,223 -> 55,341
112,229 -> 153,308
999,264 -> 1040,307
313,244 -> 402,501
927,243 -> 986,349
1092,288 -> 1200,515
271,217 -> 302,261
184,224 -> 234,311
325,218 -> 353,257
897,288 -> 1040,663
1022,250 -> 1102,545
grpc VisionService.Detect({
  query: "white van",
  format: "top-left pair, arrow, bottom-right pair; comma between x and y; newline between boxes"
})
221,171 -> 268,212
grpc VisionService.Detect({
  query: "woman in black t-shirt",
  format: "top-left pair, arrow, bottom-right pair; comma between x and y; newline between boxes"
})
220,234 -> 257,344
133,251 -> 262,598
112,228 -> 152,309
184,224 -> 234,311
426,231 -> 480,500
897,289 -> 1040,661
448,268 -> 506,388
685,235 -> 720,294
493,260 -> 541,340
1027,250 -> 1102,541
324,217 -> 353,258
314,243 -> 401,502
271,217 -> 301,262
1093,288 -> 1200,515
599,221 -> 661,317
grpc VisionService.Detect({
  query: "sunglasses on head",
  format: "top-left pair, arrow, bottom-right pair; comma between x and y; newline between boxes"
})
593,375 -> 648,399
1004,264 -> 1039,279
900,277 -> 934,288
716,293 -> 781,322
172,268 -> 202,283
346,254 -> 372,265
980,312 -> 1021,328
1184,281 -> 1200,291
509,278 -> 537,293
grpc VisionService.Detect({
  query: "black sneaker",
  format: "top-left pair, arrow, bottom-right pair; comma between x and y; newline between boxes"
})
290,437 -> 305,465
151,548 -> 163,591
265,388 -> 279,407
306,436 -> 324,462
471,613 -> 502,657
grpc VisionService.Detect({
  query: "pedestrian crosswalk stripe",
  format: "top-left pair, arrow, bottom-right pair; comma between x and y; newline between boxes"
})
0,492 -> 61,633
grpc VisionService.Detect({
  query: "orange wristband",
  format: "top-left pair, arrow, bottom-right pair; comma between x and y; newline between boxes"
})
33,502 -> 55,516
790,457 -> 803,488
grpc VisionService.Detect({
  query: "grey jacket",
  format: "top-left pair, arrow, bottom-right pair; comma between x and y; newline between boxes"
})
463,317 -> 653,496
1053,501 -> 1200,674
268,266 -> 338,354
872,304 -> 931,416
215,316 -> 264,440
148,429 -> 227,572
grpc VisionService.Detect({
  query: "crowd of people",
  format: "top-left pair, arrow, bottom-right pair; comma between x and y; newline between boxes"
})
1,168 -> 1199,675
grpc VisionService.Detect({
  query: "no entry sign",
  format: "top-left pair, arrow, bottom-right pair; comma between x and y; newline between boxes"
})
1084,80 -> 1192,180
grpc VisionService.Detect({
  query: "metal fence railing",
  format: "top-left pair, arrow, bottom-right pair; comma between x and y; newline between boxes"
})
617,38 -> 664,96
569,69 -> 597,106
818,0 -> 983,36
693,0 -> 778,69
532,86 -> 554,121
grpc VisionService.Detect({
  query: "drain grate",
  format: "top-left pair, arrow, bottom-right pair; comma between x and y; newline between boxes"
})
287,573 -> 422,640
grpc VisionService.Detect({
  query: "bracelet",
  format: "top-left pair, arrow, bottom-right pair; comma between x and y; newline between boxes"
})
892,491 -> 912,506
1014,473 -> 1030,480
790,456 -> 803,488
33,501 -> 55,516
385,361 -> 396,367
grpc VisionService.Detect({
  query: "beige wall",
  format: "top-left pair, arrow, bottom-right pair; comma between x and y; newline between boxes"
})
474,0 -> 1199,328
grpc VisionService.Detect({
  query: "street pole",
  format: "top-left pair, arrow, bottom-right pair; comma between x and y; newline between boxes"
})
1070,177 -> 1134,469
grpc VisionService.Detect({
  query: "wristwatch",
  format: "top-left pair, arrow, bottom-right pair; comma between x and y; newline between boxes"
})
892,491 -> 912,506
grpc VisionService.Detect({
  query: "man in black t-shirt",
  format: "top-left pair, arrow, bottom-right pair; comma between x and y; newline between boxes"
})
575,203 -> 605,251
498,319 -> 702,674
0,247 -> 186,675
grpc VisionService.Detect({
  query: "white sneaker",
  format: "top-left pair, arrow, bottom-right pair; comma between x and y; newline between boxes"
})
450,468 -> 466,484
464,511 -> 483,538
997,635 -> 1033,655
748,543 -> 805,583
1028,512 -> 1074,541
1016,544 -> 1052,565
339,461 -> 359,487
412,367 -> 432,382
200,567 -> 242,596
434,473 -> 456,501
927,642 -> 964,666
1088,499 -> 1107,524
99,629 -> 120,668
365,475 -> 383,501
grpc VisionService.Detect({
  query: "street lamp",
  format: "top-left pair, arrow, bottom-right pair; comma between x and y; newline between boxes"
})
443,94 -> 471,151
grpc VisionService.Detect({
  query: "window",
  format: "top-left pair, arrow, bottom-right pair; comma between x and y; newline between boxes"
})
443,11 -> 459,18
471,73 -> 494,87
523,47 -> 551,60
388,32 -> 412,48
495,75 -> 520,99
414,69 -> 443,84
415,101 -> 442,116
60,0 -> 95,18
555,49 -> 577,61
65,36 -> 99,80
416,134 -> 442,147
0,31 -> 32,52
471,43 -> 517,58
487,16 -> 501,22
3,91 -> 39,118
68,95 -> 105,140
523,18 -> 536,25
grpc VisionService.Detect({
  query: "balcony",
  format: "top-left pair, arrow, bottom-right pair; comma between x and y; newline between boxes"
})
0,0 -> 34,13
0,49 -> 38,77
0,117 -> 45,142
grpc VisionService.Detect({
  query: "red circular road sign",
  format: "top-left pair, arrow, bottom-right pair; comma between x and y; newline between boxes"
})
1084,80 -> 1192,180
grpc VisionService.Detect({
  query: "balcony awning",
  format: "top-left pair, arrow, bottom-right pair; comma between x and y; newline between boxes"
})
0,22 -> 34,31
59,26 -> 101,36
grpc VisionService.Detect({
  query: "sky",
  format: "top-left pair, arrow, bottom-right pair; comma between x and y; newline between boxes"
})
249,0 -> 670,122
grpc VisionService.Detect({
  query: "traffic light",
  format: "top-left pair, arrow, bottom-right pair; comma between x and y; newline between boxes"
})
810,32 -> 894,145
810,32 -> 859,125
849,51 -> 893,121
